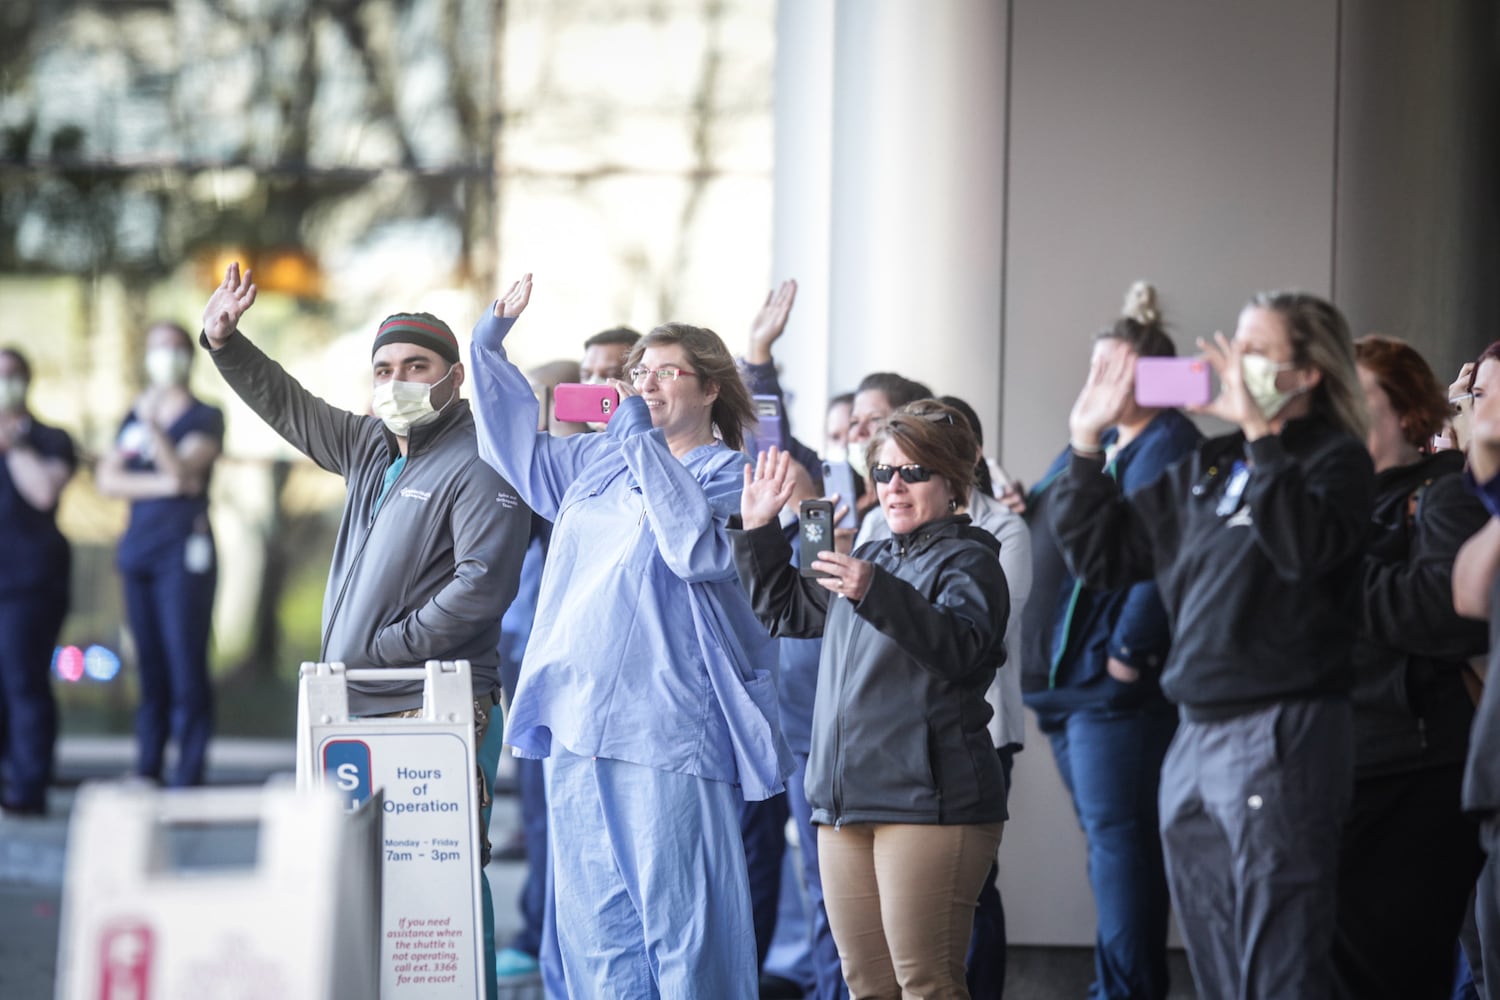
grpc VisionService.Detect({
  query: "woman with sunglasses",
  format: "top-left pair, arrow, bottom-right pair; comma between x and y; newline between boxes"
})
467,275 -> 791,1000
734,401 -> 1009,999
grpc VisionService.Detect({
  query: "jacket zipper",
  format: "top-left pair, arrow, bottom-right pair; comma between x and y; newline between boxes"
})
833,535 -> 918,826
831,616 -> 848,827
321,446 -> 414,655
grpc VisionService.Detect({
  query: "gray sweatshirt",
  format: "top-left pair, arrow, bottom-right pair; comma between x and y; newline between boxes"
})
206,330 -> 530,714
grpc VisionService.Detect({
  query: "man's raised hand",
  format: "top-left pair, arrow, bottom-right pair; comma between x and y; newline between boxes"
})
203,263 -> 258,348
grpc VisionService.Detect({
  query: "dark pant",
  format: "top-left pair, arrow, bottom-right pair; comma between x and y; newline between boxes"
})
1478,818 -> 1500,1000
122,541 -> 216,787
0,595 -> 65,809
1332,762 -> 1484,1000
1043,710 -> 1177,1000
788,752 -> 847,1000
382,695 -> 502,1000
966,746 -> 1016,999
741,791 -> 792,967
1159,698 -> 1353,1000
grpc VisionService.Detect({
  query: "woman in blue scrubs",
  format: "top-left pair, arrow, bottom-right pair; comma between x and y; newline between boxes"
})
468,275 -> 790,999
0,348 -> 75,815
97,322 -> 223,787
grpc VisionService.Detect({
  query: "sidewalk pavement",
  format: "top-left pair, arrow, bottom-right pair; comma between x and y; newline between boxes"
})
0,736 -> 532,1000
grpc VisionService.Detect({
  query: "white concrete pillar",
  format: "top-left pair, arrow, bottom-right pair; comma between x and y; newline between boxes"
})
773,0 -> 1008,448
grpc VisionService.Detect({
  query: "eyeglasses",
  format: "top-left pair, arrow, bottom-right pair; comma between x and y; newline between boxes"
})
871,463 -> 934,484
629,365 -> 700,384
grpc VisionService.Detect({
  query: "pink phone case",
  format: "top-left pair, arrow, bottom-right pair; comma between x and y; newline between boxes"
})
554,383 -> 620,423
1134,357 -> 1212,408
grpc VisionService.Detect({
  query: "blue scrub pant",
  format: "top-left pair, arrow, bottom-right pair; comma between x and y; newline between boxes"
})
122,541 -> 215,787
1043,709 -> 1178,1000
1160,698 -> 1352,1000
0,595 -> 64,809
545,747 -> 758,1000
787,752 -> 847,1000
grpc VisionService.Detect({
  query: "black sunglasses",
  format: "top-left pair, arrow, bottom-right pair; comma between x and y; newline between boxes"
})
871,463 -> 934,484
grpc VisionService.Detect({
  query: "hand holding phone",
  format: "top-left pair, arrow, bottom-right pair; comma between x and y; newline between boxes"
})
1134,357 -> 1213,408
749,395 -> 785,456
798,499 -> 835,578
554,383 -> 620,424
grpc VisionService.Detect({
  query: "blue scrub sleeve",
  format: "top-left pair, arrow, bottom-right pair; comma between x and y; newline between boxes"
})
468,307 -> 615,519
611,395 -> 747,584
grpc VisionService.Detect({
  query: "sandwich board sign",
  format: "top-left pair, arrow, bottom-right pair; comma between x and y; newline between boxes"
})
55,780 -> 380,1000
297,660 -> 484,999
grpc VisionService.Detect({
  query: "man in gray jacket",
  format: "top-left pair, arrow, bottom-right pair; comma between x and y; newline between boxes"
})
200,262 -> 528,998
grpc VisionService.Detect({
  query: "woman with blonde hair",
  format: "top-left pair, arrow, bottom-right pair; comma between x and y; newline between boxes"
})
1051,290 -> 1373,999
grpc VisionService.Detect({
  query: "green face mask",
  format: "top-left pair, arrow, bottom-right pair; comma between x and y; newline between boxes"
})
1241,354 -> 1303,418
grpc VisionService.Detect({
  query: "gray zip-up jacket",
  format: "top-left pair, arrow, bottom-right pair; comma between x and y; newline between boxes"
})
206,329 -> 529,715
732,514 -> 1009,826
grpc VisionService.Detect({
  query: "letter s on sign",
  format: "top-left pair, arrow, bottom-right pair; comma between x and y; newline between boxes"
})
336,762 -> 360,791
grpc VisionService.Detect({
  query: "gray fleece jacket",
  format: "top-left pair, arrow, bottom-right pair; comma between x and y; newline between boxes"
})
206,329 -> 529,715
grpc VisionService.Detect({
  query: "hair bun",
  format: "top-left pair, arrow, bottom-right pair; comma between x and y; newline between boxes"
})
1122,281 -> 1160,327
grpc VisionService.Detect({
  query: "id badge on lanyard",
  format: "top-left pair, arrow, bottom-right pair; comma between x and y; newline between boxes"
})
1215,461 -> 1251,517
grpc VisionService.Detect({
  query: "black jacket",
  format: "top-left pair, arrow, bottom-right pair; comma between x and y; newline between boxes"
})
1050,415 -> 1374,719
1353,451 -> 1487,776
1022,409 -> 1201,717
1465,579 -> 1500,816
732,515 -> 1009,826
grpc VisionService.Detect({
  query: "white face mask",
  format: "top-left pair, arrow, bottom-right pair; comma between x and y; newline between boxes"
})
847,443 -> 870,479
1241,353 -> 1304,418
372,366 -> 455,437
145,348 -> 191,388
0,376 -> 26,411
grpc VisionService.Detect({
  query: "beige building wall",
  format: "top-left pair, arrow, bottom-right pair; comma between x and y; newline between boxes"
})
773,0 -> 1496,945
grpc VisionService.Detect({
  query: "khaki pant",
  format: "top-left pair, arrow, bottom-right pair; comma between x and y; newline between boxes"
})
818,821 -> 1003,999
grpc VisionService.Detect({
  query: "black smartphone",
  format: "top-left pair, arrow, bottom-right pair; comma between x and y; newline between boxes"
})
798,499 -> 834,578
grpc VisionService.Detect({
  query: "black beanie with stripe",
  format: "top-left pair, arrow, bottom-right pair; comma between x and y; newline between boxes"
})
372,312 -> 460,364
